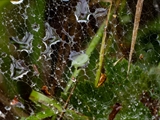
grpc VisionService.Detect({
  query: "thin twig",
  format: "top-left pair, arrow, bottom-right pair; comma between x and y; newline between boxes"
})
127,0 -> 144,74
95,1 -> 112,87
108,103 -> 122,120
58,82 -> 77,120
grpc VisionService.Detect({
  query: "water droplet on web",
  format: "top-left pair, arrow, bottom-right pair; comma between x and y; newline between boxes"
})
5,106 -> 11,111
10,0 -> 24,5
22,13 -> 28,20
32,23 -> 40,32
0,58 -> 3,65
42,22 -> 61,60
0,111 -> 5,119
77,99 -> 82,105
1,52 -> 7,58
43,22 -> 57,41
74,0 -> 91,23
10,19 -> 13,22
69,51 -> 82,61
26,4 -> 30,8
31,14 -> 36,17
92,8 -> 107,19
55,110 -> 59,114
15,102 -> 25,109
97,110 -> 100,114
30,82 -> 37,87
10,32 -> 33,53
10,55 -> 30,80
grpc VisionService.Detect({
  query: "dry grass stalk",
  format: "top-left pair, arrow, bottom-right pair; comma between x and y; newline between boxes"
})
58,82 -> 77,120
95,1 -> 112,87
127,0 -> 144,74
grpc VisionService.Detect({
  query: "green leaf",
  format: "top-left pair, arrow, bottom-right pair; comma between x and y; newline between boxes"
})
69,58 -> 153,119
21,107 -> 56,120
26,89 -> 89,120
29,90 -> 62,112
71,53 -> 89,68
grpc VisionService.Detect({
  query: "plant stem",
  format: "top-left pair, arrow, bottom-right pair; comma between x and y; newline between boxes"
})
64,69 -> 80,95
85,22 -> 105,57
58,82 -> 77,120
95,2 -> 112,87
127,0 -> 144,74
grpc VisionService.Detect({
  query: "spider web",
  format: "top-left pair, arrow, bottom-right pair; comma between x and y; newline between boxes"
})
0,0 -> 160,119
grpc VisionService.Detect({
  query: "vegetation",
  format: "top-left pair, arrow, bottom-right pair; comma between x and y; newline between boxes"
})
0,0 -> 160,119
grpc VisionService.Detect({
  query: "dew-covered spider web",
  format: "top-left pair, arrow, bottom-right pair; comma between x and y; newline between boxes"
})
0,0 -> 160,119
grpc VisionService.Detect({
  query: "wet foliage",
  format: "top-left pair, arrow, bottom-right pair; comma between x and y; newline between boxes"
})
0,0 -> 160,119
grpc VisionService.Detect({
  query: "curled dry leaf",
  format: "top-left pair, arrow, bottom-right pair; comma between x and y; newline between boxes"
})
97,73 -> 107,87
113,14 -> 117,18
10,96 -> 25,109
139,54 -> 144,60
113,57 -> 123,66
109,103 -> 122,120
10,96 -> 19,106
41,85 -> 51,96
